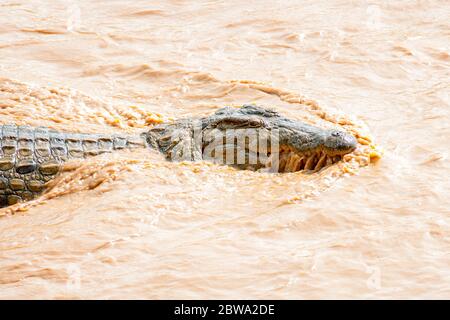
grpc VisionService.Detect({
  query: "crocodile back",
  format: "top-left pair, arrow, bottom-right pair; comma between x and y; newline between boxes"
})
0,125 -> 145,207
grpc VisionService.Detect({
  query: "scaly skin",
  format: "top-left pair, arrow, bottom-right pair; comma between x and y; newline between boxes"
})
0,125 -> 145,207
0,105 -> 357,208
145,105 -> 357,171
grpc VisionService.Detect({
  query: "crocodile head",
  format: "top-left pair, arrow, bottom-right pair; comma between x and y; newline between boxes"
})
145,105 -> 357,173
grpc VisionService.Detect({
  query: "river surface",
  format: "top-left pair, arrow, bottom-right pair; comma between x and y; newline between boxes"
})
0,0 -> 449,299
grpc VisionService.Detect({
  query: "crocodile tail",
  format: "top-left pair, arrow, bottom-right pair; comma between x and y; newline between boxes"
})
0,124 -> 145,207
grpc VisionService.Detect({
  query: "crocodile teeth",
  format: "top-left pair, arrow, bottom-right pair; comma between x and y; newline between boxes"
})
283,155 -> 291,172
304,155 -> 316,170
314,153 -> 327,171
286,153 -> 299,172
278,156 -> 287,172
291,154 -> 301,172
273,148 -> 343,173
296,157 -> 305,171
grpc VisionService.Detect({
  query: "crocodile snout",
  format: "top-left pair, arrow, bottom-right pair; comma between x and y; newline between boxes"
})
324,130 -> 357,155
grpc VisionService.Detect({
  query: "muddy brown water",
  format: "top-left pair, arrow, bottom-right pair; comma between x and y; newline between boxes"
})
0,0 -> 449,299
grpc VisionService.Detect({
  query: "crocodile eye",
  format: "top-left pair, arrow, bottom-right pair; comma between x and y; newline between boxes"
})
247,117 -> 266,127
248,119 -> 261,127
331,131 -> 343,137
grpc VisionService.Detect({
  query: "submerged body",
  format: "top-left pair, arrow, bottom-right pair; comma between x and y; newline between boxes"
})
0,105 -> 356,207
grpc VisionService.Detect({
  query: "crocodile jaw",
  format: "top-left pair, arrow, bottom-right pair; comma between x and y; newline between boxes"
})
266,146 -> 348,173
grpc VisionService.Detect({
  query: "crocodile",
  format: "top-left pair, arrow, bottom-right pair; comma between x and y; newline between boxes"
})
0,105 -> 357,207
